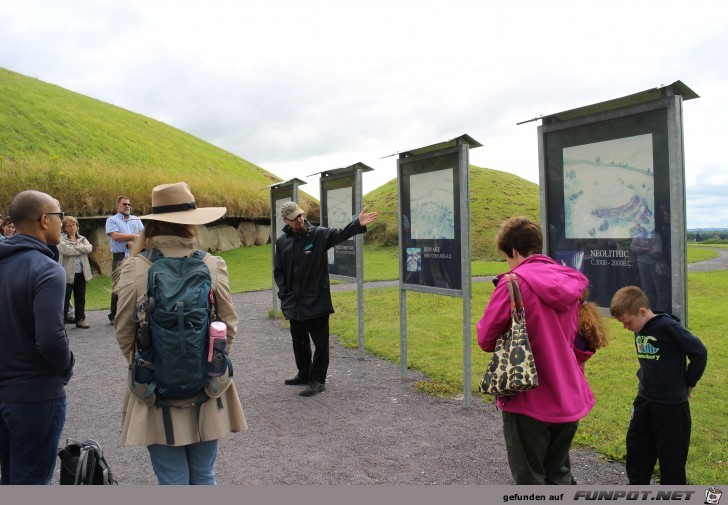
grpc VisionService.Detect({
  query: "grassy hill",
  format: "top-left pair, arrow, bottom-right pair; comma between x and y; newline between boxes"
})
1,66 -> 537,259
363,166 -> 540,260
0,67 -> 319,219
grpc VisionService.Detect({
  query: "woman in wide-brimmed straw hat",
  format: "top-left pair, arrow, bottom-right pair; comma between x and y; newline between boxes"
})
113,182 -> 247,485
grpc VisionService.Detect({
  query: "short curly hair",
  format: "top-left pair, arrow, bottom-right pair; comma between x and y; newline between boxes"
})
495,216 -> 542,259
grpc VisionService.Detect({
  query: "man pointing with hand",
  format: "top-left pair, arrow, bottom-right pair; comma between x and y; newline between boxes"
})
274,202 -> 378,397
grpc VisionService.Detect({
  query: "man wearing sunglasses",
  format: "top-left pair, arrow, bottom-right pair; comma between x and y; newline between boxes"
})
0,190 -> 74,484
105,195 -> 144,324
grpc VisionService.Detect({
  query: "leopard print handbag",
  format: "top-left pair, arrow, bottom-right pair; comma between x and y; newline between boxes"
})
479,273 -> 539,397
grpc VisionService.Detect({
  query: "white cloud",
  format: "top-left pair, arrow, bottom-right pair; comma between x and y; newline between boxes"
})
1,0 -> 726,227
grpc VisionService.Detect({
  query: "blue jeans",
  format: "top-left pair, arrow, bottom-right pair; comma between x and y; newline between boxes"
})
147,440 -> 218,485
0,397 -> 67,485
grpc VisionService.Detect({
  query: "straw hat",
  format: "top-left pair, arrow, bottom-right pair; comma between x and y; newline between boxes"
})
138,182 -> 226,225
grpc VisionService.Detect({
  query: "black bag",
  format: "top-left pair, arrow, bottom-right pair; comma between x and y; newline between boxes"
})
58,439 -> 118,485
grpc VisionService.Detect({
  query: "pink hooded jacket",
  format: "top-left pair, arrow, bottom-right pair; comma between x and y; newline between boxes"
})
477,254 -> 594,423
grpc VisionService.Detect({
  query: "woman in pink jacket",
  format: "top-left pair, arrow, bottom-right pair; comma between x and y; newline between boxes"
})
477,216 -> 594,485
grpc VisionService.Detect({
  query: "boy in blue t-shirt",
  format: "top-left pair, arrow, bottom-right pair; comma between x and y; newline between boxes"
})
609,286 -> 708,485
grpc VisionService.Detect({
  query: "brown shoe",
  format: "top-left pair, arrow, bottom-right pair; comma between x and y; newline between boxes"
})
76,319 -> 90,329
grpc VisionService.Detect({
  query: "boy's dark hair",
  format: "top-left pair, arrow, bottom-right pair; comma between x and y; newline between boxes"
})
610,286 -> 649,318
496,216 -> 542,259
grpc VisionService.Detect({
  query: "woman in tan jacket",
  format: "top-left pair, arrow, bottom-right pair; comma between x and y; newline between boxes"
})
58,216 -> 93,328
115,182 -> 247,485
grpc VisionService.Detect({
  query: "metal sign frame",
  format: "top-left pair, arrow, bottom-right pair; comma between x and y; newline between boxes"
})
269,178 -> 306,318
537,88 -> 694,324
317,163 -> 373,359
398,146 -> 464,295
396,135 -> 478,407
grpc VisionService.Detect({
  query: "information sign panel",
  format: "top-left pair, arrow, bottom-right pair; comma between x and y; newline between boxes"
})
321,174 -> 357,279
398,148 -> 462,293
542,106 -> 673,311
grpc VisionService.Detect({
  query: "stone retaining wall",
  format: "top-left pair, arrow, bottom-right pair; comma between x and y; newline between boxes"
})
83,220 -> 271,276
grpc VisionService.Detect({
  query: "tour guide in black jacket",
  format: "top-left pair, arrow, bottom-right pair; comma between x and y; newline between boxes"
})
274,201 -> 378,397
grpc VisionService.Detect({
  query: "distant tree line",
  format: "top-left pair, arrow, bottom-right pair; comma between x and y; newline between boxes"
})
687,230 -> 728,244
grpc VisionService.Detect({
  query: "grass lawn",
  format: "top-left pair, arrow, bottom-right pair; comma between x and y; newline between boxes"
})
83,242 -> 725,483
328,269 -> 726,485
86,242 -> 715,311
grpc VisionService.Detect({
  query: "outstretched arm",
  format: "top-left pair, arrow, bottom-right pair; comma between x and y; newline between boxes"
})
358,207 -> 378,226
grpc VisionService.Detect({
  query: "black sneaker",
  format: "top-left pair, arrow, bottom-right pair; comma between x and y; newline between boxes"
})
300,381 -> 325,397
284,375 -> 309,386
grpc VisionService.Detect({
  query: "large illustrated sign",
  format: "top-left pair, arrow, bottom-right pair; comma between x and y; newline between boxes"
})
410,168 -> 456,240
395,135 -> 478,406
399,149 -> 461,292
543,108 -> 672,311
563,133 -> 655,240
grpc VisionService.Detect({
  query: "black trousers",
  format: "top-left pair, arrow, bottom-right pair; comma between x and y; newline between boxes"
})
289,315 -> 330,384
501,410 -> 579,485
626,396 -> 691,485
64,273 -> 86,322
108,252 -> 126,320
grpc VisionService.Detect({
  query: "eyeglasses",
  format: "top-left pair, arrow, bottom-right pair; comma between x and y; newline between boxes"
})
37,211 -> 65,222
285,214 -> 304,222
121,203 -> 131,206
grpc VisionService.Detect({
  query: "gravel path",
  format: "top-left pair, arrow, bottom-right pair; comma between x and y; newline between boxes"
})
58,285 -> 629,485
53,249 -> 726,485
687,247 -> 728,272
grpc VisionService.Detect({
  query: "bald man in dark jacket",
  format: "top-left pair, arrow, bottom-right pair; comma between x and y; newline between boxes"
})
0,190 -> 74,485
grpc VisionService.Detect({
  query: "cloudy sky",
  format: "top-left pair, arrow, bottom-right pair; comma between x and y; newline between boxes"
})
2,0 -> 726,228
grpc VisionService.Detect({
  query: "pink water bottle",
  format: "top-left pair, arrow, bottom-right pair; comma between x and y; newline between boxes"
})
208,321 -> 227,377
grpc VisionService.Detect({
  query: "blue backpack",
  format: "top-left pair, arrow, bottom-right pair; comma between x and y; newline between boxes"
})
130,249 -> 231,444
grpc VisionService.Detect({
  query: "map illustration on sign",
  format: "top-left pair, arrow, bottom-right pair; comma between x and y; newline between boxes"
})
410,168 -> 455,240
327,187 -> 353,230
563,134 -> 655,239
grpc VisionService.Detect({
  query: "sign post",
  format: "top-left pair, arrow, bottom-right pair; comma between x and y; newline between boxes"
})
268,178 -> 306,318
394,134 -> 481,407
315,163 -> 374,359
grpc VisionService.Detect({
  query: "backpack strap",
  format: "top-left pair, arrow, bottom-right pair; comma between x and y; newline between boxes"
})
133,248 -> 162,346
82,441 -> 102,485
191,249 -> 221,321
191,249 -> 208,261
141,247 -> 163,263
159,390 -> 209,445
75,443 -> 94,485
161,407 -> 175,445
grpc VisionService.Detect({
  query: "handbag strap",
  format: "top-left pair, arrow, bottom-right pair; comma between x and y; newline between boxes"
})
506,274 -> 523,310
504,273 -> 525,325
504,274 -> 517,309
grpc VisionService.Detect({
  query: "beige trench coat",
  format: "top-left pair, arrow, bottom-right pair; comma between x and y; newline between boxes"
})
57,234 -> 93,283
115,235 -> 247,446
